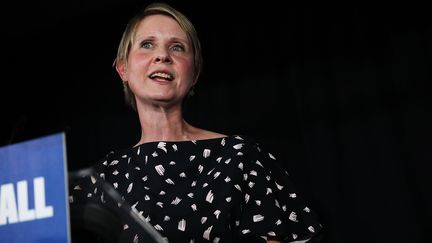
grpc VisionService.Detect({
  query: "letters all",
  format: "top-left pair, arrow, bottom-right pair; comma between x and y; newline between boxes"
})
0,177 -> 54,226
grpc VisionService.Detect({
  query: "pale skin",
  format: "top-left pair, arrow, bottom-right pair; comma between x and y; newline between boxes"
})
116,14 -> 224,145
115,14 -> 281,243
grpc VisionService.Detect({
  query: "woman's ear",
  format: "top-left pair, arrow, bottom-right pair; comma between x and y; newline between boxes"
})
192,76 -> 199,86
115,62 -> 128,81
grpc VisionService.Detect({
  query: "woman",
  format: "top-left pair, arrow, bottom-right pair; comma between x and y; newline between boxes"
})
70,2 -> 322,243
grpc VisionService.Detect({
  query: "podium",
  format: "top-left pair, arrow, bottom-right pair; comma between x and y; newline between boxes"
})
0,133 -> 69,243
0,132 -> 166,243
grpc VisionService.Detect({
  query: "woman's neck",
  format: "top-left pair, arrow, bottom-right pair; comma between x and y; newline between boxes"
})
134,103 -> 226,146
135,104 -> 196,144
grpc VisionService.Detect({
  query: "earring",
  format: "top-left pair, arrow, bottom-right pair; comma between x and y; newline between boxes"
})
188,86 -> 195,96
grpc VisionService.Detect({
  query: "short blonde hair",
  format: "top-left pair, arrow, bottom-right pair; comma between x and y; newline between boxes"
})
113,2 -> 203,110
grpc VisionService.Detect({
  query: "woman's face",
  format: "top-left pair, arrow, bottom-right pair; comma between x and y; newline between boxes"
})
117,14 -> 195,108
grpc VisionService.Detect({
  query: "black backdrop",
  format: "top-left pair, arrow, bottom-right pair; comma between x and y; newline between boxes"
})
1,1 -> 431,243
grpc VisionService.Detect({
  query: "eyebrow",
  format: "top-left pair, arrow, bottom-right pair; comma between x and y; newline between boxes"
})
135,35 -> 189,44
169,37 -> 189,44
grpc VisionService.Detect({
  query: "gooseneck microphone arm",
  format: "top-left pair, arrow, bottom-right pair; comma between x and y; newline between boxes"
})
69,167 -> 167,243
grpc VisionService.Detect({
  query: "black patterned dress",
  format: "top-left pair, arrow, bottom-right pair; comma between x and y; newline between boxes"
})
69,135 -> 322,243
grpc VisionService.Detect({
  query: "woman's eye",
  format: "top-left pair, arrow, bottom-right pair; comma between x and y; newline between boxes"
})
171,44 -> 185,52
140,42 -> 153,49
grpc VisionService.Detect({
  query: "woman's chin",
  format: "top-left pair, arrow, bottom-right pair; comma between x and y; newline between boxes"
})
146,96 -> 183,107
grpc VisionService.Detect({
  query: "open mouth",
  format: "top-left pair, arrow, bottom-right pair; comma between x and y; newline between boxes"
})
149,72 -> 174,81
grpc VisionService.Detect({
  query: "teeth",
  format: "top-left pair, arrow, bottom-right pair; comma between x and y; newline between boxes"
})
150,72 -> 173,80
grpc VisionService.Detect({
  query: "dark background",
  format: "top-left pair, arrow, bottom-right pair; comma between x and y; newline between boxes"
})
1,1 -> 431,243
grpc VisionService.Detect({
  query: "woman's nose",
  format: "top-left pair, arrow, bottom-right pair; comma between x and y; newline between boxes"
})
154,50 -> 172,64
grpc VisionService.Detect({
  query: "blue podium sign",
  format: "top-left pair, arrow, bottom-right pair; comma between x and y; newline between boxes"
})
0,132 -> 70,243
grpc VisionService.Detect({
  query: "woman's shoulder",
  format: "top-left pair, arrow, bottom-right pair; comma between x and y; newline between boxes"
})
215,134 -> 280,162
190,127 -> 257,146
224,134 -> 269,151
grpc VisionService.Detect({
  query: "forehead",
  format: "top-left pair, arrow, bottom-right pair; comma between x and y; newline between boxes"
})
136,14 -> 188,39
